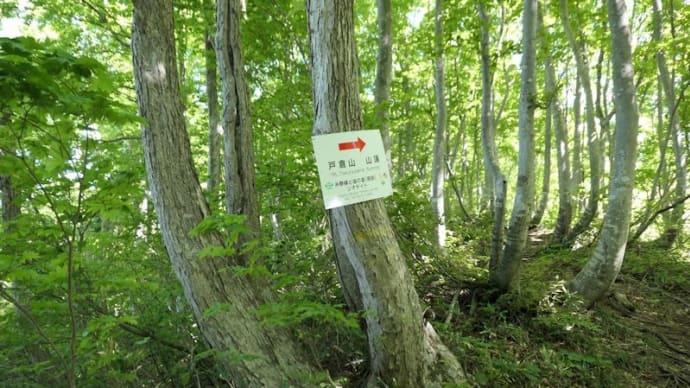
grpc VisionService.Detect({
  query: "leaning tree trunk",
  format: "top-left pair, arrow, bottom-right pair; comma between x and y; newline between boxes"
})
431,0 -> 447,250
306,1 -> 464,385
569,0 -> 639,307
652,0 -> 686,247
491,0 -> 538,292
477,2 -> 507,270
131,1 -> 316,385
560,0 -> 604,244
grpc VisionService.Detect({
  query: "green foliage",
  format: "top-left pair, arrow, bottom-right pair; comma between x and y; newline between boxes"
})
2,0 -> 690,385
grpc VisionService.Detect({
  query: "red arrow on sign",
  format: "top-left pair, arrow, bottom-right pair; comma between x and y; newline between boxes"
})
338,137 -> 366,152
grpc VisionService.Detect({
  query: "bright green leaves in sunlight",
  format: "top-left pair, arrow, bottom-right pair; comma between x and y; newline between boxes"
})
0,36 -> 198,386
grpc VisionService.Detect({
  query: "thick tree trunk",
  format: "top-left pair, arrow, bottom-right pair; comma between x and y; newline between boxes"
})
652,0 -> 686,246
491,0 -> 538,291
306,1 -> 464,385
131,1 -> 316,385
374,0 -> 393,167
216,0 -> 260,238
560,0 -> 603,244
431,0 -> 447,250
569,0 -> 639,307
477,2 -> 507,270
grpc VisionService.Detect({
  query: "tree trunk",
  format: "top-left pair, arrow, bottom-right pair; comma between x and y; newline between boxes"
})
568,0 -> 639,307
431,0 -> 447,250
530,10 -> 551,229
374,0 -> 393,167
652,0 -> 686,246
491,0 -> 538,292
204,0 -> 221,206
131,1 -> 316,385
217,0 -> 260,238
306,1 -> 464,385
560,0 -> 603,244
477,2 -> 507,271
0,175 -> 20,224
546,51 -> 573,242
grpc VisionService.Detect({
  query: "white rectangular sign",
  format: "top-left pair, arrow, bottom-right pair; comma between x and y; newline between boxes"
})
312,129 -> 393,209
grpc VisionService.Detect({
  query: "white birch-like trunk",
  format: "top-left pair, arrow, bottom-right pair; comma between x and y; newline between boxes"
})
477,2 -> 507,270
652,0 -> 686,246
569,0 -> 639,306
548,57 -> 573,242
560,0 -> 604,243
431,0 -> 446,250
492,0 -> 538,291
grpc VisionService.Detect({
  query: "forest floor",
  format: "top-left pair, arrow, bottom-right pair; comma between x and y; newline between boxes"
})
419,233 -> 690,387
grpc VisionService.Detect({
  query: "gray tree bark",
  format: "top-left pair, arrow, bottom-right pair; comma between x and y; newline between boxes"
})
560,0 -> 604,243
530,8 -> 551,229
204,0 -> 222,205
131,1 -> 316,385
374,0 -> 393,167
477,2 -> 507,271
306,1 -> 464,385
547,53 -> 573,243
216,0 -> 260,239
652,0 -> 686,246
539,7 -> 572,242
431,0 -> 447,250
569,0 -> 639,306
491,0 -> 538,291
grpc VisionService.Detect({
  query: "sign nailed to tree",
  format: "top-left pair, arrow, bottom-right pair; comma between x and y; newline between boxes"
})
312,129 -> 393,209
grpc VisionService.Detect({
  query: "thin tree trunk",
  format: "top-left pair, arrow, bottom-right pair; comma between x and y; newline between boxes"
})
571,73 -> 584,215
205,0 -> 221,205
306,1 -> 464,385
652,0 -> 686,246
530,107 -> 551,229
477,2 -> 507,271
131,1 -> 316,384
561,0 -> 604,243
569,0 -> 639,307
0,175 -> 20,224
491,0 -> 538,291
431,0 -> 447,250
374,0 -> 393,167
530,10 -> 551,229
546,48 -> 573,242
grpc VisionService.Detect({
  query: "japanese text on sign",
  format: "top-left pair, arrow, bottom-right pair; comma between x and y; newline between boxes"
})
312,130 -> 393,209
